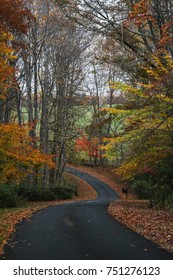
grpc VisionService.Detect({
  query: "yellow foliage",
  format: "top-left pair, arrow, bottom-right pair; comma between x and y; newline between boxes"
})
103,53 -> 173,180
116,161 -> 139,180
0,124 -> 55,184
101,107 -> 130,114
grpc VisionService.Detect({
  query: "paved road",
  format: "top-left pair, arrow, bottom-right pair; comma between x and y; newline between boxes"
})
2,167 -> 173,260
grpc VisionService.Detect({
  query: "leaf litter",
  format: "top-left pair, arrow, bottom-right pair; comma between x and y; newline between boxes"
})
1,165 -> 173,256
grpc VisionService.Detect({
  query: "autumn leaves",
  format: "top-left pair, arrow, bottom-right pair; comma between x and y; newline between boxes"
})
1,0 -> 173,206
0,1 -> 54,185
100,2 -> 173,184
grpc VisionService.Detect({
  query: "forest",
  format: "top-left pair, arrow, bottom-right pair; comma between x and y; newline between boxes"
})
1,0 -> 173,209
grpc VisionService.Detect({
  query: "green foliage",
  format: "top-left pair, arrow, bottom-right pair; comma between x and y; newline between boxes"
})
52,185 -> 77,200
0,184 -> 21,208
151,184 -> 173,208
162,193 -> 173,210
18,183 -> 77,202
131,158 -> 173,209
17,185 -> 55,201
0,179 -> 77,208
69,150 -> 90,166
150,157 -> 173,208
102,53 -> 173,184
154,157 -> 173,189
131,179 -> 152,199
57,176 -> 77,199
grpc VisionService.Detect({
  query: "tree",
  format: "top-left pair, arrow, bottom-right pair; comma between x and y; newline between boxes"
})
0,0 -> 32,123
15,0 -> 90,187
58,0 -> 173,81
75,133 -> 100,165
60,0 -> 173,179
0,1 -> 56,186
0,123 -> 54,184
47,19 -> 89,185
103,53 -> 173,180
96,1 -> 173,181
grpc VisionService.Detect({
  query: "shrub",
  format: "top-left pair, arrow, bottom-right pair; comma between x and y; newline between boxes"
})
41,189 -> 57,201
131,179 -> 152,199
0,177 -> 78,208
131,175 -> 173,209
51,181 -> 77,200
17,185 -> 42,201
164,193 -> 173,210
0,184 -> 21,208
54,186 -> 76,199
17,185 -> 57,201
151,184 -> 173,208
18,183 -> 77,201
154,158 -> 173,190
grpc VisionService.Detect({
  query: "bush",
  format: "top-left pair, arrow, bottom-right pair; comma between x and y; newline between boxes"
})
53,185 -> 76,200
17,185 -> 41,201
0,184 -> 21,208
18,183 -> 77,201
154,158 -> 173,190
151,184 -> 173,208
131,174 -> 173,209
0,179 -> 78,208
164,193 -> 173,210
131,179 -> 152,199
17,185 -> 57,201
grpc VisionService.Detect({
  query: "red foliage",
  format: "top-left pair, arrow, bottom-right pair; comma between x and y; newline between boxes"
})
76,136 -> 100,159
0,0 -> 32,35
158,22 -> 173,50
128,0 -> 155,27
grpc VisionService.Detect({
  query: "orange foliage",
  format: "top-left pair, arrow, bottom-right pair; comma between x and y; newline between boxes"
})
128,0 -> 154,27
0,0 -> 32,99
0,31 -> 16,98
159,22 -> 173,50
0,0 -> 31,34
76,136 -> 100,158
126,0 -> 173,54
0,124 -> 55,184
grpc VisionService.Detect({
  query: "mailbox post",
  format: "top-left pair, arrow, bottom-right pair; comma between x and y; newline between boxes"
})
122,187 -> 128,200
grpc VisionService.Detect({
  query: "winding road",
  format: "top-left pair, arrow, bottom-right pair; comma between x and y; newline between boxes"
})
2,167 -> 173,260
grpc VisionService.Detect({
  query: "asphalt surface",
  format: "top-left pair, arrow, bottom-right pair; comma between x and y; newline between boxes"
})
2,167 -> 173,260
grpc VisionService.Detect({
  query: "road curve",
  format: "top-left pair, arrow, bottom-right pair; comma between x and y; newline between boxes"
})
66,167 -> 119,204
2,167 -> 173,260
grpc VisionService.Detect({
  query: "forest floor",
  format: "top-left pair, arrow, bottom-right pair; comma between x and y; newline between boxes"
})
0,164 -> 173,256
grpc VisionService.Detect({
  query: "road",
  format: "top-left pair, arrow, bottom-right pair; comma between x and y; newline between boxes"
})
2,167 -> 173,260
